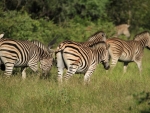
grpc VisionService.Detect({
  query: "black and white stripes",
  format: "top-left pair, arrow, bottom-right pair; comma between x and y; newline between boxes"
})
56,40 -> 110,84
0,38 -> 53,79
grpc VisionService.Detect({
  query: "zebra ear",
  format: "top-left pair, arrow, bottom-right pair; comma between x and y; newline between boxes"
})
48,45 -> 56,53
0,33 -> 4,39
48,37 -> 57,49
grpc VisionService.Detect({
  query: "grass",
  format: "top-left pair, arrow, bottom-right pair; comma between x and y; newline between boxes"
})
0,49 -> 150,113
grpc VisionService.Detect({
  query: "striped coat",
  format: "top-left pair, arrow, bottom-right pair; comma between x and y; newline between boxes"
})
56,41 -> 110,84
88,31 -> 150,74
0,38 -> 52,79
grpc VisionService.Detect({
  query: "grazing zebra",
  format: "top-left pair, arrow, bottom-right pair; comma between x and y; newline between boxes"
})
0,38 -> 53,79
88,31 -> 150,74
56,41 -> 110,84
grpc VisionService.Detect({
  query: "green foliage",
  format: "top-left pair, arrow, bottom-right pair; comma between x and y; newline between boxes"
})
2,0 -> 109,23
107,0 -> 150,30
0,10 -> 115,47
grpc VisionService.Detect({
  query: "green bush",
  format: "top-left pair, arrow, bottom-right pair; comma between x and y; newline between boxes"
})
0,10 -> 115,47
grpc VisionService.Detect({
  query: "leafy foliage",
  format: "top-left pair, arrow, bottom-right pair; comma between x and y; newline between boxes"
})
107,0 -> 150,30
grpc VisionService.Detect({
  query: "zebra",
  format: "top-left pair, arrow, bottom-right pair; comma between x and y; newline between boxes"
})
0,38 -> 53,79
56,41 -> 110,84
114,24 -> 130,38
88,31 -> 150,74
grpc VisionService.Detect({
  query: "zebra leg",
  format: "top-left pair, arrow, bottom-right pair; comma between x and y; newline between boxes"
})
56,51 -> 65,83
4,63 -> 15,77
28,62 -> 39,74
135,60 -> 142,76
64,64 -> 79,82
84,65 -> 96,84
123,62 -> 128,73
110,58 -> 118,72
21,67 -> 27,79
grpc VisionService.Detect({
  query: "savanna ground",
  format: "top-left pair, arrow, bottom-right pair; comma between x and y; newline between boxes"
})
0,49 -> 150,113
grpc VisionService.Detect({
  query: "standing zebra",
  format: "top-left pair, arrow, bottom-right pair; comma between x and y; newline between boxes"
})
56,41 -> 110,84
0,38 -> 53,79
88,31 -> 150,74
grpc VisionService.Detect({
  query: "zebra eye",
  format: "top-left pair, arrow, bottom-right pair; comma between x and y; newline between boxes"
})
102,33 -> 105,37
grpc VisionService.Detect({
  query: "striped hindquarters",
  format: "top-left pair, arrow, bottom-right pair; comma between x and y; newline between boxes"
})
56,41 -> 110,83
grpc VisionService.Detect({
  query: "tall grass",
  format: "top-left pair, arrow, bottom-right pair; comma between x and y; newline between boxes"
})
0,50 -> 150,113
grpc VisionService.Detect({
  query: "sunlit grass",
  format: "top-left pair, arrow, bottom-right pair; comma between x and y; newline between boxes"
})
0,49 -> 150,113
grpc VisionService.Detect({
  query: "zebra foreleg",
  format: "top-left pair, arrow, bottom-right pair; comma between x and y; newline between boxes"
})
28,63 -> 39,75
135,60 -> 142,76
21,67 -> 27,79
84,65 -> 96,85
123,62 -> 129,73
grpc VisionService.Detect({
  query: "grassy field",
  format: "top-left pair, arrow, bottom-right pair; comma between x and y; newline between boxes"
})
0,49 -> 150,113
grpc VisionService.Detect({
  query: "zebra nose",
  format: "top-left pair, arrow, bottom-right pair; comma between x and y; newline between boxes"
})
105,65 -> 110,70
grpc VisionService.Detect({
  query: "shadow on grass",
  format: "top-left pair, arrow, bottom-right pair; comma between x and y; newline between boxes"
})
140,110 -> 150,113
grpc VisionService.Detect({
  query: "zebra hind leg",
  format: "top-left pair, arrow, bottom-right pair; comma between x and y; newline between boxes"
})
4,63 -> 15,78
64,64 -> 78,83
21,67 -> 27,79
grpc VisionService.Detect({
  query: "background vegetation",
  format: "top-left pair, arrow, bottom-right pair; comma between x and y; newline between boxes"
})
0,0 -> 150,112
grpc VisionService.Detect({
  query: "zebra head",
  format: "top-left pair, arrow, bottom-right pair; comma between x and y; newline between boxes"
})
40,58 -> 53,78
94,42 -> 110,70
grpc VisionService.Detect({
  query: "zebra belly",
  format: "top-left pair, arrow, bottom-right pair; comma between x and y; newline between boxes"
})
76,67 -> 88,73
119,54 -> 133,61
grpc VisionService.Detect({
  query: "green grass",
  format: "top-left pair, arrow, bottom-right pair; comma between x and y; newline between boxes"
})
0,49 -> 150,113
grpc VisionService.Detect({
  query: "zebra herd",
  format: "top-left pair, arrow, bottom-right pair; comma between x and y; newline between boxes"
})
0,30 -> 150,84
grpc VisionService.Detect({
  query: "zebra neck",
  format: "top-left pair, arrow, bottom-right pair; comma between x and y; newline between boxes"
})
140,38 -> 148,47
94,50 -> 102,64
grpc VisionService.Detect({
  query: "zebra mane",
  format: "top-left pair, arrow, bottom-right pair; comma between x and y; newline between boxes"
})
31,40 -> 49,52
134,31 -> 150,41
87,31 -> 106,41
48,37 -> 57,48
89,31 -> 105,37
89,41 -> 108,49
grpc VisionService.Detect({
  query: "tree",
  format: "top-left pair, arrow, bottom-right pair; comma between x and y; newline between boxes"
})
106,0 -> 150,30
